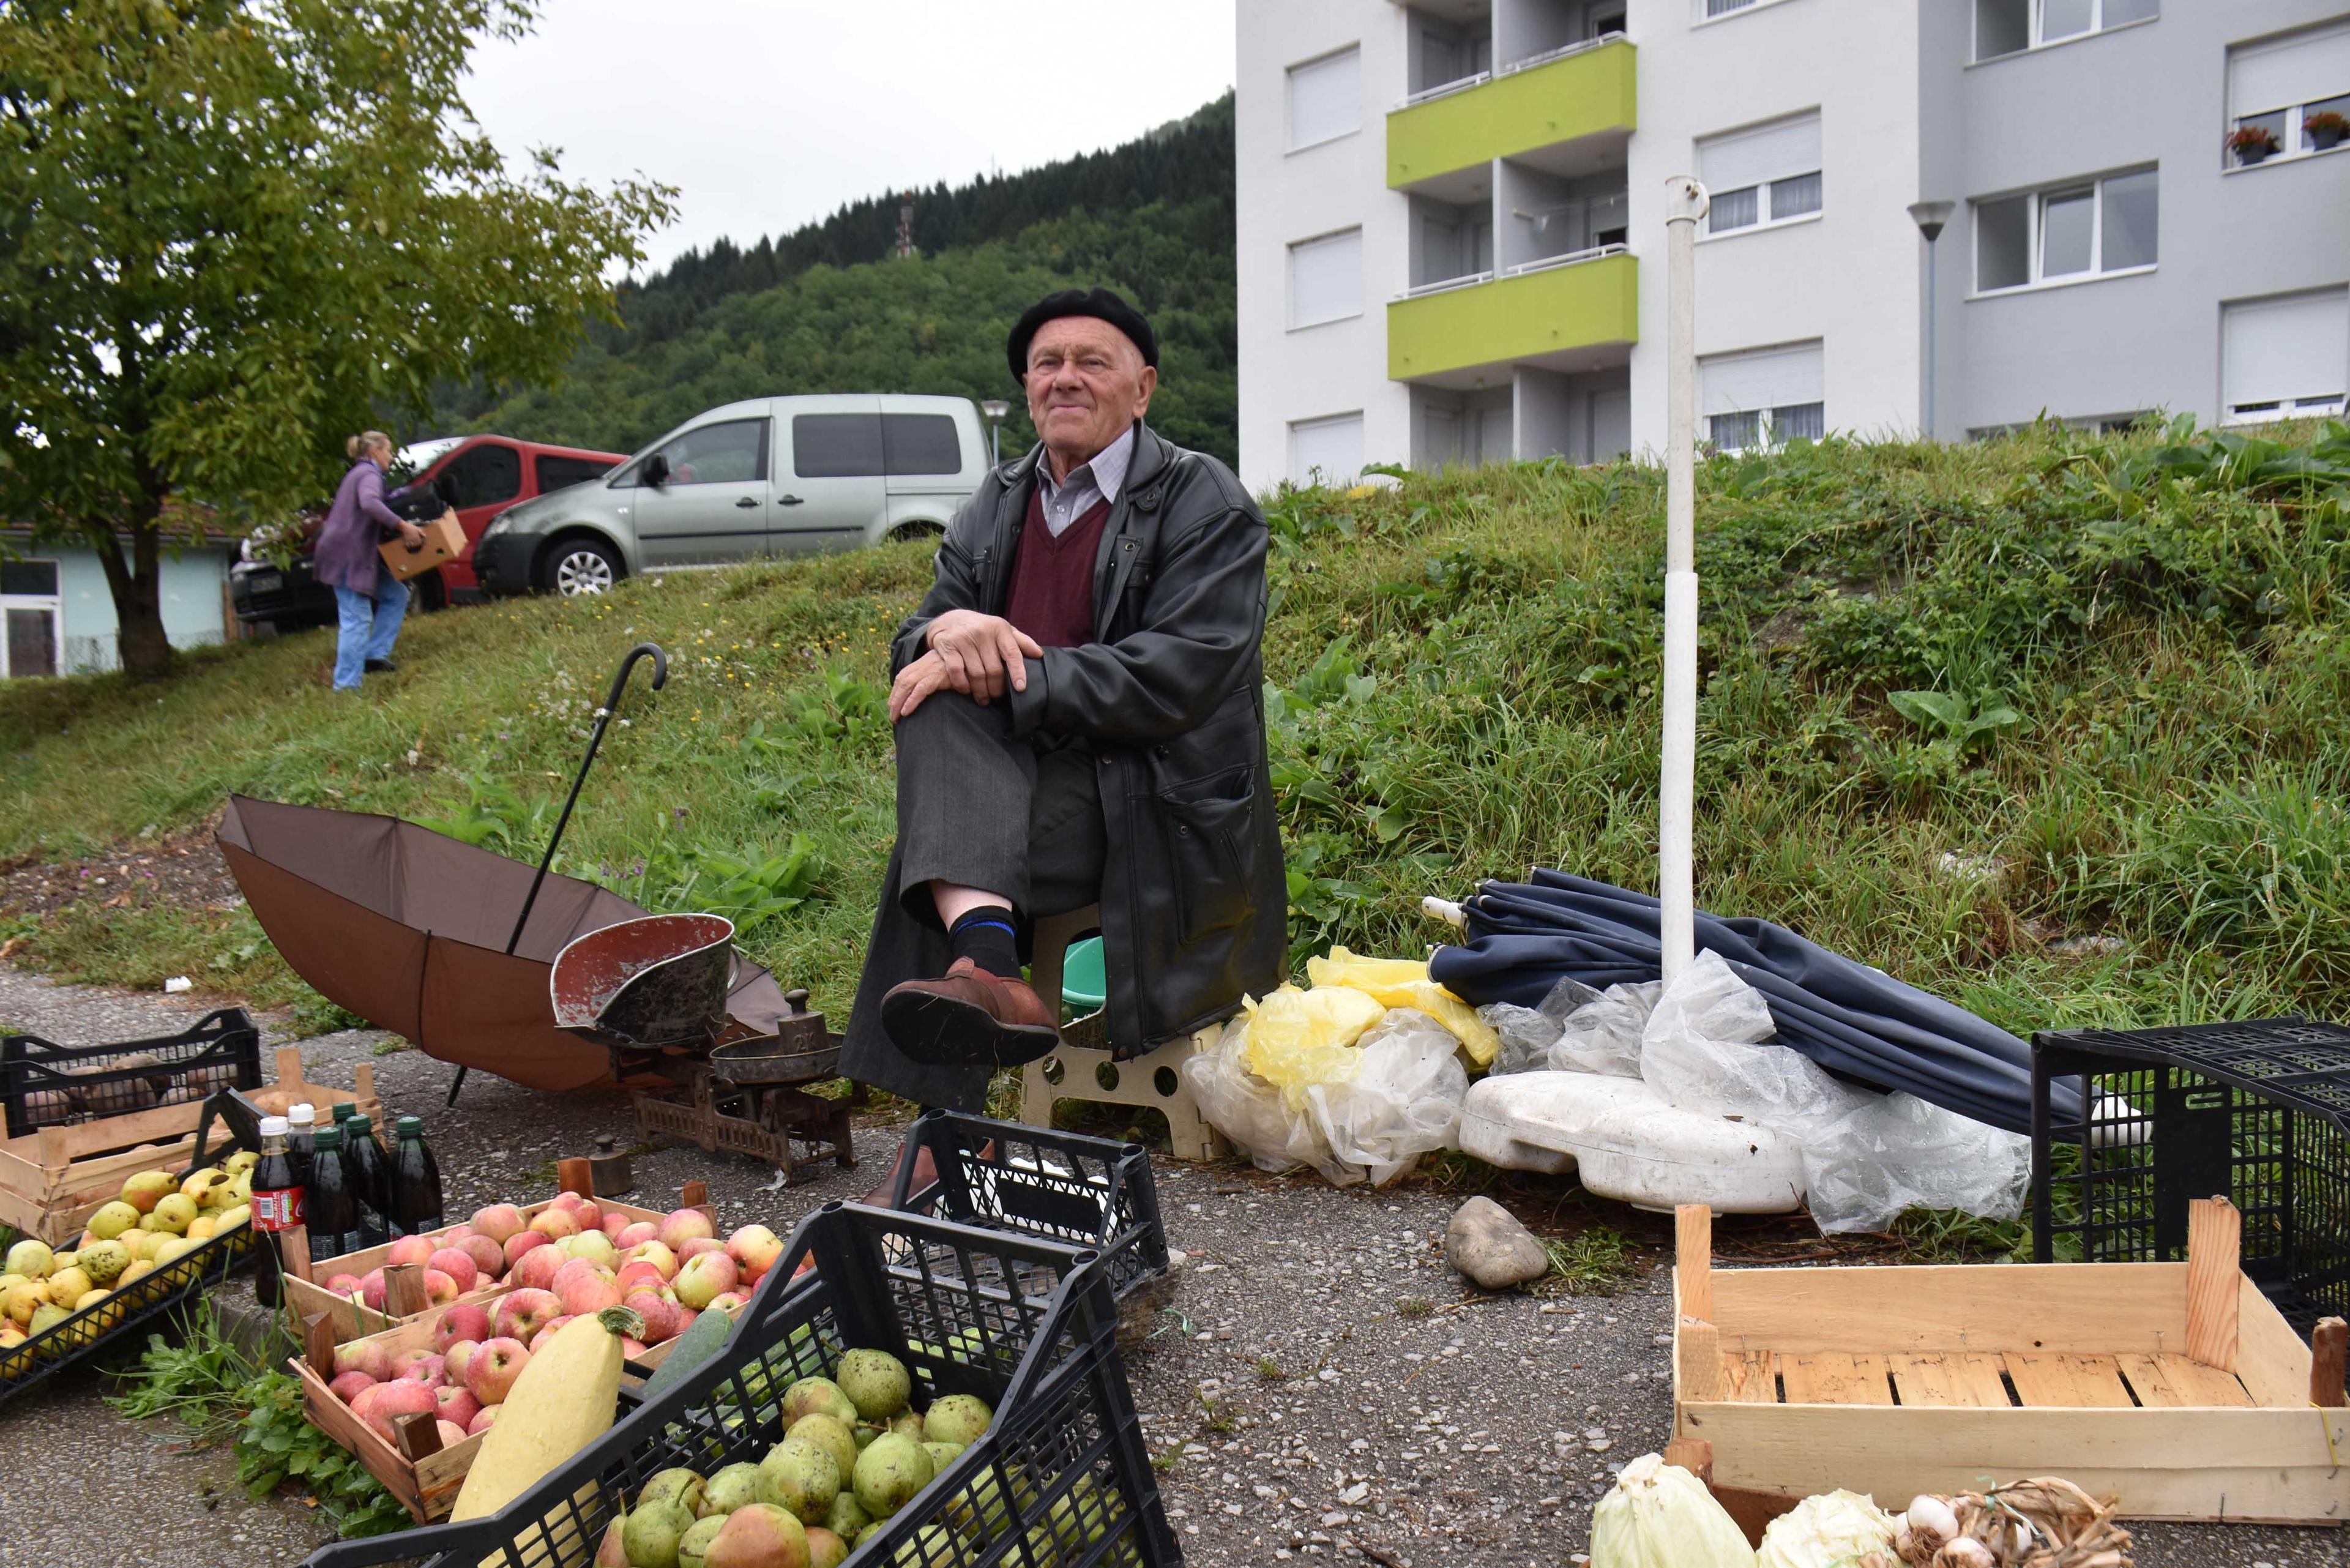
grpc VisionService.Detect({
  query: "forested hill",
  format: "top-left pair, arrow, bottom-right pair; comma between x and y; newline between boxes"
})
435,94 -> 1239,465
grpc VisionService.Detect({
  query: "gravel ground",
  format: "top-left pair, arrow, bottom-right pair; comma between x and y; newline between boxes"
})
3,964 -> 2344,1567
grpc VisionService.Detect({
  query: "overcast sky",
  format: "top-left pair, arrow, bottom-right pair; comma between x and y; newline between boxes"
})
462,0 -> 1239,275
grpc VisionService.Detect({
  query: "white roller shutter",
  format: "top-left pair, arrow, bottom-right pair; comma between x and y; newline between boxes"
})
1288,48 -> 1361,149
2229,21 -> 2350,114
1701,341 -> 1824,416
2223,289 -> 2349,409
1289,229 -> 1363,327
1697,112 -> 1822,192
1291,413 -> 1365,484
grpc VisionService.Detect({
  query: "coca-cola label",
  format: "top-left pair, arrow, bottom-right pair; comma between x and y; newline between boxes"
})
253,1187 -> 305,1232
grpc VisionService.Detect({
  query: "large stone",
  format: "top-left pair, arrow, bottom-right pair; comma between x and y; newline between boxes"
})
1444,1197 -> 1550,1291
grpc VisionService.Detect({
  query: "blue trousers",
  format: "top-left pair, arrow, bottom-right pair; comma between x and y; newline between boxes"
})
332,574 -> 409,690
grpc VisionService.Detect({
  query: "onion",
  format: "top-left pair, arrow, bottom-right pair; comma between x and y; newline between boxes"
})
1903,1495 -> 1958,1556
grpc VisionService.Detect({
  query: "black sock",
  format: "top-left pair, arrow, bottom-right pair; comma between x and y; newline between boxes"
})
947,906 -> 1020,979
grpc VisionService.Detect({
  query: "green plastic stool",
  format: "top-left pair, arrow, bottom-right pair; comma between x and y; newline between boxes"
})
1061,934 -> 1108,1011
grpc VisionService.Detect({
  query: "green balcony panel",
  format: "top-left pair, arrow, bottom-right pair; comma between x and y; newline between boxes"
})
1387,254 -> 1638,383
1388,40 -> 1635,190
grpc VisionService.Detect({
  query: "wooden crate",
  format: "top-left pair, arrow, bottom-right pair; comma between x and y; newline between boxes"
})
0,1047 -> 378,1245
282,1182 -> 710,1340
290,1268 -> 721,1521
1670,1199 -> 2350,1525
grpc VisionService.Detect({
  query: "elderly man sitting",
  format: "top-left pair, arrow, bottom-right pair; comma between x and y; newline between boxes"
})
841,288 -> 1285,1110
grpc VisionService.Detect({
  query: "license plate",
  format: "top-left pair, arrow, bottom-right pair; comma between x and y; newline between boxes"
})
248,572 -> 282,593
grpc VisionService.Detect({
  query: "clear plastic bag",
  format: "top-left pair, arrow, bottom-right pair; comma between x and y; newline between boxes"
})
1551,979 -> 1660,1078
1304,1009 -> 1470,1185
1480,1002 -> 1563,1076
1182,1019 -> 1352,1182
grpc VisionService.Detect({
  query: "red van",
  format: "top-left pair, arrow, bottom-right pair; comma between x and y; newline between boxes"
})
230,433 -> 630,632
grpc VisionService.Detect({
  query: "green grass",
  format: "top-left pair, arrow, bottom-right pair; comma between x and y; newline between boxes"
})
1,415 -> 2348,1086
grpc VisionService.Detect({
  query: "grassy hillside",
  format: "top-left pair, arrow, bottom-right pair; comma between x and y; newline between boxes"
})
2,419 -> 2348,1060
436,98 -> 1237,465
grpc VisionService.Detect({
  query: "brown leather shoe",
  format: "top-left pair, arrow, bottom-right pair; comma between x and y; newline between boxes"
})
882,958 -> 1060,1070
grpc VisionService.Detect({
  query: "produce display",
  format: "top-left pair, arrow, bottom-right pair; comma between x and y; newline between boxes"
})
1,1150 -> 254,1350
309,1192 -> 778,1334
453,1304 -> 646,1521
1590,1457 -> 2133,1568
592,1347 -> 1001,1568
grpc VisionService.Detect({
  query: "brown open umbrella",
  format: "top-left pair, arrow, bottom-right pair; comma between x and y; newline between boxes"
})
217,794 -> 792,1092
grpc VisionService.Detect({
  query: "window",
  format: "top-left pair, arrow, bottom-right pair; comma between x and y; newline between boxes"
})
2228,21 -> 2350,165
1975,0 -> 2157,62
1701,341 -> 1823,452
1707,0 -> 1757,15
0,561 -> 59,679
791,414 -> 882,477
438,442 -> 521,509
1289,228 -> 1363,328
1291,413 -> 1365,485
1288,47 -> 1359,151
881,413 -> 963,476
637,417 -> 768,485
534,454 -> 616,493
2222,289 -> 2349,424
1972,168 -> 2156,291
1697,113 -> 1822,234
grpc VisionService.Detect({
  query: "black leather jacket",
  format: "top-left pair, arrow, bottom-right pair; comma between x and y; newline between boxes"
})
841,420 -> 1285,1106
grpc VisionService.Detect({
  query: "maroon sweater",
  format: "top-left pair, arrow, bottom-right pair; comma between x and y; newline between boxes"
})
1004,486 -> 1110,648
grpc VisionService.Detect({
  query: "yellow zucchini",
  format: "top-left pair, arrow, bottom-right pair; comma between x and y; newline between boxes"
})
451,1305 -> 644,1525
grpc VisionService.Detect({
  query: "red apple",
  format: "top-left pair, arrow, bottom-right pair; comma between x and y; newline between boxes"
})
510,1245 -> 565,1293
466,1405 -> 499,1436
422,1267 -> 460,1307
726,1225 -> 783,1285
427,1248 -> 480,1294
553,1258 -> 622,1316
332,1337 -> 395,1383
456,1234 -> 505,1280
529,1315 -> 575,1351
433,1301 -> 492,1355
679,1236 -> 725,1263
442,1223 -> 477,1244
329,1370 -> 378,1403
706,1291 -> 748,1313
547,1190 -> 585,1214
573,1200 -> 603,1232
324,1272 -> 364,1298
615,1260 -> 666,1296
384,1234 -> 435,1269
434,1384 -> 481,1429
621,1336 -> 649,1359
492,1286 -> 560,1344
657,1207 -> 716,1252
442,1340 -> 480,1384
673,1252 -> 738,1311
615,1220 -> 658,1250
397,1351 -> 446,1386
501,1227 -> 551,1272
599,1210 -> 630,1239
624,1239 -> 679,1280
435,1419 -> 469,1449
359,1269 -> 390,1313
471,1203 -> 526,1247
529,1208 -> 581,1241
464,1337 -> 531,1406
624,1290 -> 682,1344
360,1377 -> 438,1443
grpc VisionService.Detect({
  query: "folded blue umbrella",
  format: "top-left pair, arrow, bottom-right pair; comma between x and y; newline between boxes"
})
1427,868 -> 2077,1133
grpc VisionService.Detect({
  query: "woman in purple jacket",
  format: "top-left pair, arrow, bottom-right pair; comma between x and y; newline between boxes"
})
316,431 -> 427,690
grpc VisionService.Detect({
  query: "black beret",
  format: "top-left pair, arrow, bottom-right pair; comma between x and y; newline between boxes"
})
1005,288 -> 1158,381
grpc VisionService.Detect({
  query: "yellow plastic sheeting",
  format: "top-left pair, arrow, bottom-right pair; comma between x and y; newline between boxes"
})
1240,984 -> 1386,1092
1307,946 -> 1500,1066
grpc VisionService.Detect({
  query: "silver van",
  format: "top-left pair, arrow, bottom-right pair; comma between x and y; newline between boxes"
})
472,393 -> 987,596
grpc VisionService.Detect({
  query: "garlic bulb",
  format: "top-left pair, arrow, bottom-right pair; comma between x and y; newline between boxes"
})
1931,1539 -> 1996,1568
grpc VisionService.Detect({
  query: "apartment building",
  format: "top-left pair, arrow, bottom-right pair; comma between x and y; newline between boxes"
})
1235,1 -> 2350,490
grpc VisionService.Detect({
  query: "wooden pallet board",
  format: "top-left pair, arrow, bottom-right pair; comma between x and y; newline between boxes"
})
2005,1351 -> 2136,1409
1777,1352 -> 1895,1406
1718,1352 -> 1777,1403
1888,1353 -> 2012,1408
2117,1352 -> 2255,1408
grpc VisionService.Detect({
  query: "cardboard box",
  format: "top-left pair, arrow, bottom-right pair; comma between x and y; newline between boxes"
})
378,509 -> 464,582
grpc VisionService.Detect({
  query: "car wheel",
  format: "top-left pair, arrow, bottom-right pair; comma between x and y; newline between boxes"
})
887,520 -> 944,545
539,536 -> 623,597
413,569 -> 448,613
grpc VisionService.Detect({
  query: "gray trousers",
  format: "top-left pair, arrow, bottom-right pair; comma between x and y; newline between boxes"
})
892,690 -> 1107,939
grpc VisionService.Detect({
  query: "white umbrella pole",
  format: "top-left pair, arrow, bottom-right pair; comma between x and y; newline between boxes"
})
1660,176 -> 1709,988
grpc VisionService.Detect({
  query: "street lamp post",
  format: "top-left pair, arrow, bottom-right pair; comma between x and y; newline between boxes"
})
979,398 -> 1010,466
1907,200 -> 1955,442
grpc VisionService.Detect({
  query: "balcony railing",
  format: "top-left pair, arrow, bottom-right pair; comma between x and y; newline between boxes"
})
1389,31 -> 1628,111
1395,70 -> 1491,111
1392,244 -> 1625,304
1396,269 -> 1496,301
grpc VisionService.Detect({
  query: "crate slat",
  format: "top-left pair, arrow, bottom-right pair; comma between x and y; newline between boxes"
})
1778,1352 -> 1894,1406
2005,1352 -> 2135,1409
1887,1353 -> 2011,1408
2117,1352 -> 2254,1408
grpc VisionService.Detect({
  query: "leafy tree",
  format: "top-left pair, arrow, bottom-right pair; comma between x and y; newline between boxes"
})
0,0 -> 671,674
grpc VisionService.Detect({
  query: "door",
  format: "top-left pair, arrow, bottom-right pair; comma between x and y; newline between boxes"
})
1591,390 -> 1632,461
772,398 -> 888,553
429,440 -> 524,585
626,417 -> 774,566
0,560 -> 59,678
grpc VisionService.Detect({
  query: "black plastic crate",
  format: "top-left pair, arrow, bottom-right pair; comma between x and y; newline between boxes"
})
302,1202 -> 1179,1568
1,1090 -> 263,1409
887,1110 -> 1169,1303
2031,1016 -> 2350,1336
1,1007 -> 263,1136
